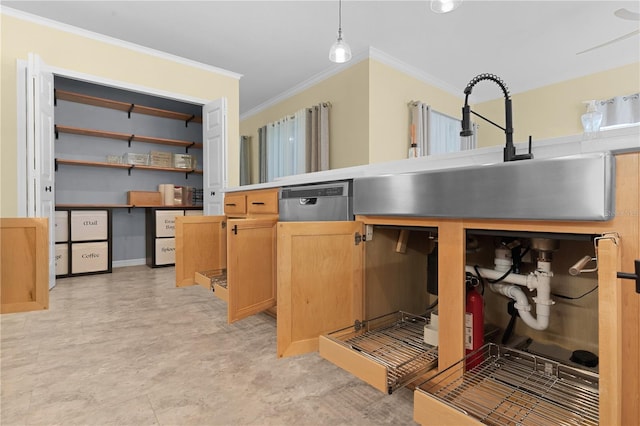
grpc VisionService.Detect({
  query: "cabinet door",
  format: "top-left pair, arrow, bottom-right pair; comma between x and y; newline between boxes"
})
175,215 -> 226,287
1,218 -> 49,313
227,218 -> 277,323
277,221 -> 364,358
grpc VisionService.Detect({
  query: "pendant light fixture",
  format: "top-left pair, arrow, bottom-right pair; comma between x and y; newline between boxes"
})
329,0 -> 352,63
430,0 -> 462,14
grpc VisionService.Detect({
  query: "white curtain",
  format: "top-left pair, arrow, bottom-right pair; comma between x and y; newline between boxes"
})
265,108 -> 307,181
596,93 -> 640,129
259,103 -> 330,182
410,102 -> 476,156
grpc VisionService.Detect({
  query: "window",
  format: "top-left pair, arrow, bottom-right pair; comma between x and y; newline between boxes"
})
410,102 -> 476,156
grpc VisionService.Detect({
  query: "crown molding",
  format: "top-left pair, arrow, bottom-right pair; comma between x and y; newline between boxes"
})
1,6 -> 242,80
368,47 -> 464,99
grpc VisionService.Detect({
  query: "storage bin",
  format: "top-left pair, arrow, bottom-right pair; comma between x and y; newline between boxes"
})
149,151 -> 172,167
184,209 -> 203,216
55,243 -> 68,276
55,210 -> 69,242
71,241 -> 109,274
70,210 -> 108,241
123,152 -> 149,165
173,153 -> 195,169
155,210 -> 184,237
155,238 -> 175,265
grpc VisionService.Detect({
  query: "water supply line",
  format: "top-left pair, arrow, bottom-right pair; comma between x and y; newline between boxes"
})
465,250 -> 554,331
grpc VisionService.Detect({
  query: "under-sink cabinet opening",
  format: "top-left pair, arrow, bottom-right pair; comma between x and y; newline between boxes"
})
318,225 -> 440,393
414,228 -> 608,425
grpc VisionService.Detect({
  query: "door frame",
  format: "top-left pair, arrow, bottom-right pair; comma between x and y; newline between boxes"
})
16,58 -> 229,286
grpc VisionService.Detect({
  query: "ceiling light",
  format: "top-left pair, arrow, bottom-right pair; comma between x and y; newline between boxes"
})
329,0 -> 352,63
430,0 -> 462,14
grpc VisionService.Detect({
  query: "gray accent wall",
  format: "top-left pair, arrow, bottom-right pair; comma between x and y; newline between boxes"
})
54,77 -> 203,263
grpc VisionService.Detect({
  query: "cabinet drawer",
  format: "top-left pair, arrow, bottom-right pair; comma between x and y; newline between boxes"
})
55,243 -> 68,276
71,242 -> 109,274
70,210 -> 108,241
224,194 -> 247,215
247,190 -> 278,214
155,210 -> 184,237
55,211 -> 68,242
155,238 -> 176,265
319,311 -> 438,394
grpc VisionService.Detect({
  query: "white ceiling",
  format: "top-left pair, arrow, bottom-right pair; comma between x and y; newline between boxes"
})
4,1 -> 639,116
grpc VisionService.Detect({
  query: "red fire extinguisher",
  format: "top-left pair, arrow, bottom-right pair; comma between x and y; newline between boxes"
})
465,283 -> 484,370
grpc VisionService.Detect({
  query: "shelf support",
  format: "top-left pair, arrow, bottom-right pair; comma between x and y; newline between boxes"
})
127,103 -> 135,119
54,89 -> 57,106
185,115 -> 195,127
55,158 -> 58,172
128,165 -> 133,176
186,142 -> 195,153
128,134 -> 135,148
54,125 -> 59,139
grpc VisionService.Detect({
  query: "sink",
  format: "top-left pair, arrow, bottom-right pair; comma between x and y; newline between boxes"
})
353,152 -> 615,221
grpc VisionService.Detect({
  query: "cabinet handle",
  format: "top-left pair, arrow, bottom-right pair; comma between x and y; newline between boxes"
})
251,202 -> 265,205
225,203 -> 236,207
232,224 -> 238,235
210,191 -> 216,196
617,259 -> 640,294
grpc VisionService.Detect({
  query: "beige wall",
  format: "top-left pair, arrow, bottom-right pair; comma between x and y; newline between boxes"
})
368,59 -> 462,164
240,58 -> 464,183
474,62 -> 640,148
0,13 -> 239,217
239,60 -> 370,183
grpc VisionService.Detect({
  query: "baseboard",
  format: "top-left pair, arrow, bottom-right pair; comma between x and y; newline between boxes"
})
112,258 -> 146,268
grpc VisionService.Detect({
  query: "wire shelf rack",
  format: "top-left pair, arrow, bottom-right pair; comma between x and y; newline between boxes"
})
417,343 -> 599,426
324,311 -> 438,394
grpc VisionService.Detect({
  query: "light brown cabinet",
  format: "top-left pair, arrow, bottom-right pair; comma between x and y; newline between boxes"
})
175,188 -> 279,324
1,218 -> 49,313
277,153 -> 639,424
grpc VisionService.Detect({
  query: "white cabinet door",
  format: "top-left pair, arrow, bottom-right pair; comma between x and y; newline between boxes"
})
27,53 -> 56,290
202,98 -> 226,215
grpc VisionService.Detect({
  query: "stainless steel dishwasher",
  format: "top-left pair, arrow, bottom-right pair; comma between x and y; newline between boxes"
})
278,180 -> 353,221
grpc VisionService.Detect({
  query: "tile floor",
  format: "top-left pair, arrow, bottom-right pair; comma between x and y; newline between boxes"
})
1,266 -> 417,425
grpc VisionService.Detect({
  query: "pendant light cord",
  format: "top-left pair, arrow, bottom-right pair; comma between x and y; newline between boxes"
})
338,0 -> 343,36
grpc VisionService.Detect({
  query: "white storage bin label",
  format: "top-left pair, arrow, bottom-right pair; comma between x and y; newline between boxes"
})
184,210 -> 203,216
71,210 -> 108,241
155,238 -> 176,265
55,244 -> 68,276
55,211 -> 69,242
155,210 -> 184,238
71,242 -> 109,274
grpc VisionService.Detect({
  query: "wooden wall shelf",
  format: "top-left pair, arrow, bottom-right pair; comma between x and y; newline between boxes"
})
55,125 -> 203,151
55,89 -> 203,126
55,158 -> 202,176
56,204 -> 204,209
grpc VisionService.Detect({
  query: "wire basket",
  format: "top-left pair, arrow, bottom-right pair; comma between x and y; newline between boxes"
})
416,343 -> 599,425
